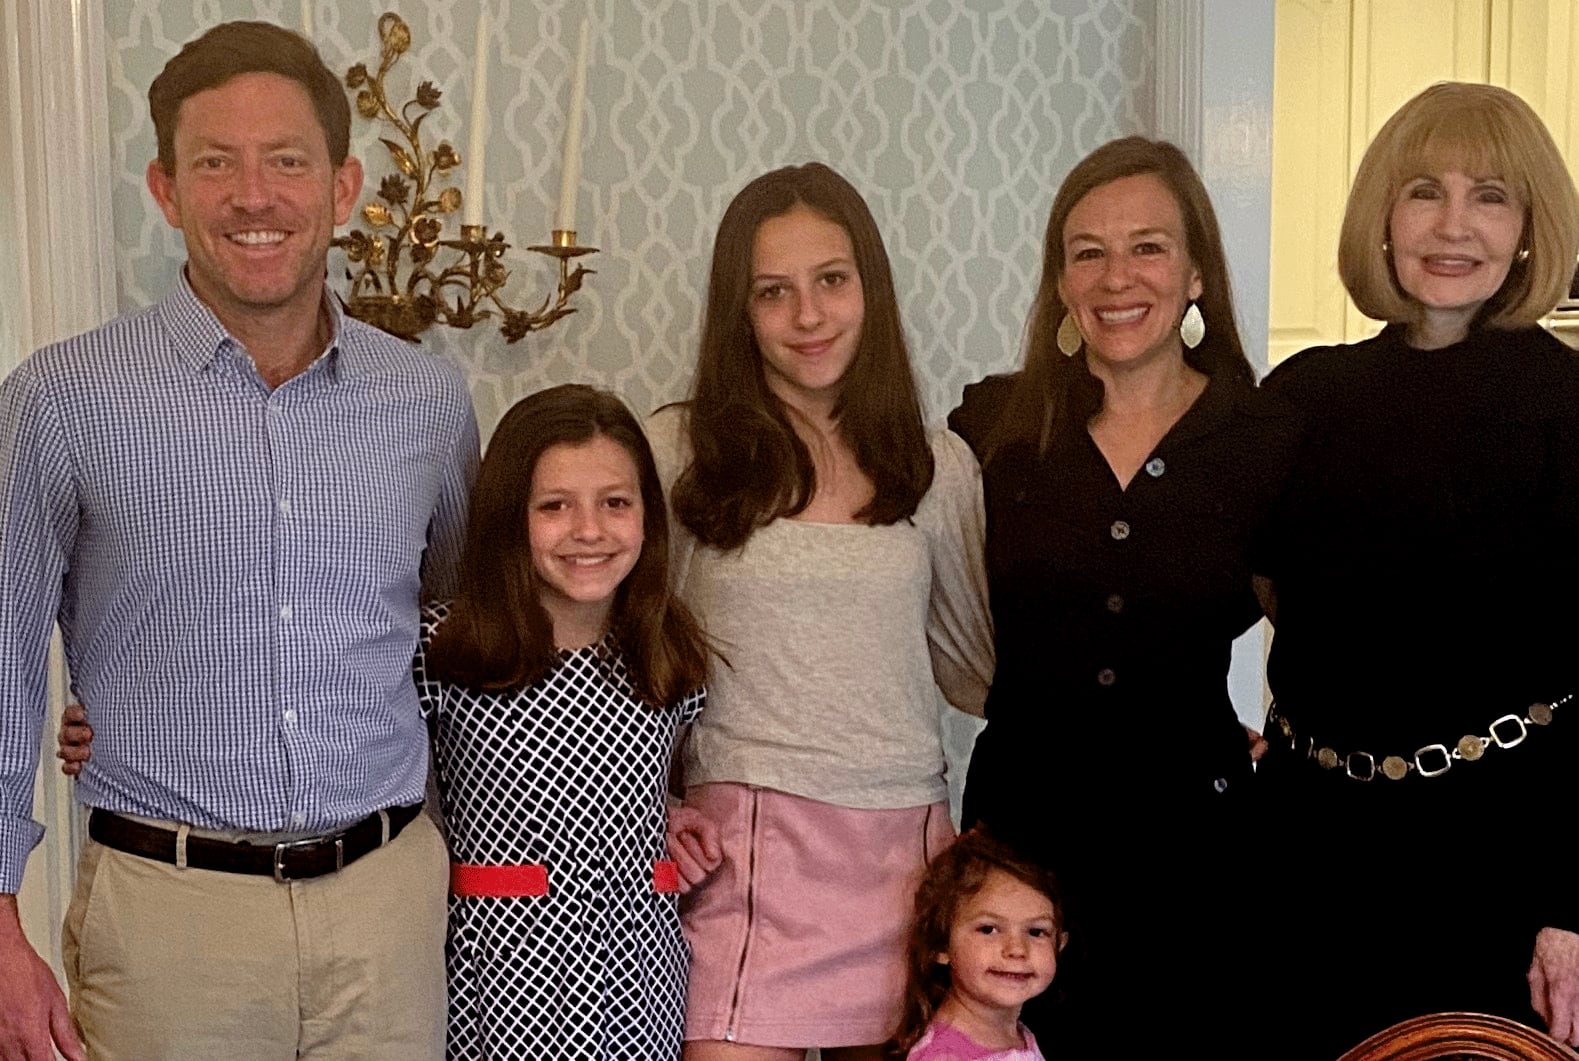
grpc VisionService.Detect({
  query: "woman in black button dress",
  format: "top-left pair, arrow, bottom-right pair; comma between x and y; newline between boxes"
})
1255,82 -> 1579,1058
948,137 -> 1297,1057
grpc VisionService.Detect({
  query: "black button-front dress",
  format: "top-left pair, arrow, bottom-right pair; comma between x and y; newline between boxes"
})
1255,323 -> 1579,1059
949,363 -> 1299,1058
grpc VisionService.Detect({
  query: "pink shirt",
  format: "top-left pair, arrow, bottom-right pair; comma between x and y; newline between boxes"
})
905,1020 -> 1045,1061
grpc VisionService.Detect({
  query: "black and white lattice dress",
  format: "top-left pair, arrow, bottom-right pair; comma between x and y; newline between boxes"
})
414,604 -> 704,1061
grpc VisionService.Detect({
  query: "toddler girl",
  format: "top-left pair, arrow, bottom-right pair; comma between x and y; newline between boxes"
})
888,830 -> 1066,1061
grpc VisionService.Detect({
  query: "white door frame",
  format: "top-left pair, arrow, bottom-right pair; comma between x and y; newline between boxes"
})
1158,0 -> 1279,728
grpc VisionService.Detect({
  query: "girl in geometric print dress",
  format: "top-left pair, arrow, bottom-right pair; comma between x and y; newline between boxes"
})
416,383 -> 711,1061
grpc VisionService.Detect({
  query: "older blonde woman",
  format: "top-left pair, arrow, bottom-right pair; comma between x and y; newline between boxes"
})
1257,82 -> 1579,1057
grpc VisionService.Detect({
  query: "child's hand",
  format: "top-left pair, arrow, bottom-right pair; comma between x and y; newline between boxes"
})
665,805 -> 723,894
57,703 -> 94,778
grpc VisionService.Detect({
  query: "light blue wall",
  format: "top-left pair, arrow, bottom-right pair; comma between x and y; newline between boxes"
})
103,0 -> 1158,432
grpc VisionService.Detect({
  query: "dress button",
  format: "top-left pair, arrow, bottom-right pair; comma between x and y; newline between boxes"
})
1213,777 -> 1229,794
283,708 -> 298,725
1105,594 -> 1124,614
1096,668 -> 1117,687
1145,457 -> 1166,478
1110,520 -> 1130,541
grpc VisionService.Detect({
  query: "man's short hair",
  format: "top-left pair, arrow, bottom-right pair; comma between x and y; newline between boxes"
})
149,20 -> 351,173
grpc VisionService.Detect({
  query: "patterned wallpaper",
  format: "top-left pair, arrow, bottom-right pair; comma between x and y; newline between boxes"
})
104,0 -> 1155,434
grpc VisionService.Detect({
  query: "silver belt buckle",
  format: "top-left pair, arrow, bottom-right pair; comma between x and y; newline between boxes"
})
273,835 -> 345,882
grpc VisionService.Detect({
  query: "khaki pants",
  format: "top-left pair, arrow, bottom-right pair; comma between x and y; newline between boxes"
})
63,811 -> 448,1061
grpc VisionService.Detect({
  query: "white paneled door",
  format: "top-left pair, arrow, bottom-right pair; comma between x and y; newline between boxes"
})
1269,0 -> 1579,366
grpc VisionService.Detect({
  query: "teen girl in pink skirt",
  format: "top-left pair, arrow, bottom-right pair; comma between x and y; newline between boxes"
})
648,162 -> 994,1060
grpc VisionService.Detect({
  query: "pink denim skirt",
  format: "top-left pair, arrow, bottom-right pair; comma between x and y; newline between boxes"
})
680,782 -> 954,1047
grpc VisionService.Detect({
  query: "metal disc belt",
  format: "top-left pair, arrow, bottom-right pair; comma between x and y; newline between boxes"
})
1268,693 -> 1573,782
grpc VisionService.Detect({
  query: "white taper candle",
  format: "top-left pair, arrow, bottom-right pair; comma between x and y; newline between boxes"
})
463,8 -> 491,227
555,18 -> 590,234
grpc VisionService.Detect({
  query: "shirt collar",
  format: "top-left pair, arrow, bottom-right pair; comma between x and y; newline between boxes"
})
156,270 -> 356,380
1160,360 -> 1237,449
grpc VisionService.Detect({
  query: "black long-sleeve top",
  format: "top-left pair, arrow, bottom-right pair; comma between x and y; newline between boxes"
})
950,362 -> 1300,840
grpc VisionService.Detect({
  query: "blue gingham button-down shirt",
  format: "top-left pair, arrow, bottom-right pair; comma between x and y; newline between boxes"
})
0,277 -> 479,891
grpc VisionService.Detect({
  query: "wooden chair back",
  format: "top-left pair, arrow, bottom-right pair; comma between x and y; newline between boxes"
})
1339,1012 -> 1578,1061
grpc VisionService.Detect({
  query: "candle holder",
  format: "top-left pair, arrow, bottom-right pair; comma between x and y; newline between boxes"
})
331,12 -> 596,343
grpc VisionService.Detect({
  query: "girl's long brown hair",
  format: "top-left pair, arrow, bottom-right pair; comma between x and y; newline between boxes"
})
885,829 -> 1066,1058
983,137 -> 1255,465
426,384 -> 708,706
670,162 -> 934,550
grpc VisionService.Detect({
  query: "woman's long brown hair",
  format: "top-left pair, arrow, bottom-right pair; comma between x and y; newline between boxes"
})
983,137 -> 1255,465
426,384 -> 709,706
670,162 -> 934,550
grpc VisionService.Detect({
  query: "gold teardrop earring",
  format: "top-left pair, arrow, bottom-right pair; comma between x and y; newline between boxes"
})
1056,314 -> 1083,357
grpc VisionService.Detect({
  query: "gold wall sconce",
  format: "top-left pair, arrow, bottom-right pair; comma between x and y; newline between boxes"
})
330,12 -> 595,343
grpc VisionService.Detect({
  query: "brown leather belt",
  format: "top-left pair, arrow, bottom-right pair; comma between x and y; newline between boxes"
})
88,803 -> 423,881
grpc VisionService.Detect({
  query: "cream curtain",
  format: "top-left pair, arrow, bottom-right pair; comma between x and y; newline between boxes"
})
1,0 -> 117,982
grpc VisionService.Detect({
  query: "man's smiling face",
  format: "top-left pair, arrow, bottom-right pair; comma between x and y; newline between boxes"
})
146,70 -> 362,329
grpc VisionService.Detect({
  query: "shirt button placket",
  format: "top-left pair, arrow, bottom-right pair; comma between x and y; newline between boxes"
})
267,395 -> 306,835
1101,507 -> 1130,688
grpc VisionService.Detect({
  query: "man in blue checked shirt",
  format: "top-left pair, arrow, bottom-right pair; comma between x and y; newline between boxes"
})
0,21 -> 478,1061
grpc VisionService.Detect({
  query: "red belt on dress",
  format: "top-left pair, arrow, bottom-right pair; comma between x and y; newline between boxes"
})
450,860 -> 681,897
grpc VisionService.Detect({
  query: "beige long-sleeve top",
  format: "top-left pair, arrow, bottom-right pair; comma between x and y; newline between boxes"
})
646,405 -> 994,810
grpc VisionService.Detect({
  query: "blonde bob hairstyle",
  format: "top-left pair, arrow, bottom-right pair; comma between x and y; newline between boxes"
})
1339,81 -> 1579,328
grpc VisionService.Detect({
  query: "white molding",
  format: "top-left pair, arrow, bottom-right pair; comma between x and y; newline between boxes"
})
1154,0 -> 1206,164
1183,0 -> 1278,729
33,0 -> 119,340
2,9 -> 34,371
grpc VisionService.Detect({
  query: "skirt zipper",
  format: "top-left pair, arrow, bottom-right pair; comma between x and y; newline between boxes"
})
723,787 -> 760,1042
